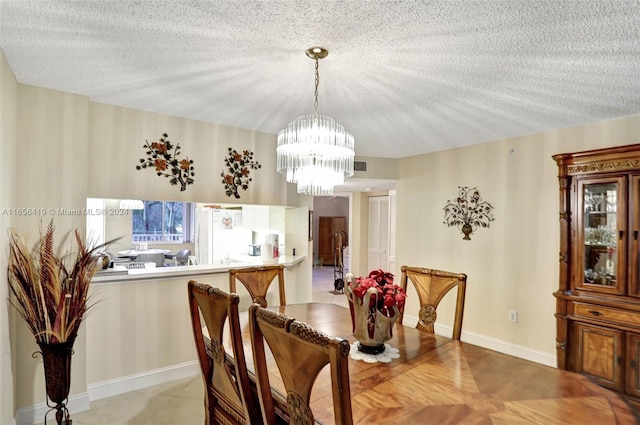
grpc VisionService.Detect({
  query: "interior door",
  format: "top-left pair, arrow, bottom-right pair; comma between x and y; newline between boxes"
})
629,175 -> 640,297
318,216 -> 347,266
368,196 -> 389,272
388,190 -> 397,276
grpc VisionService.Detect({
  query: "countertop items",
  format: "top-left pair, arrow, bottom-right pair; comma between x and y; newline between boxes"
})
117,249 -> 171,257
92,255 -> 305,284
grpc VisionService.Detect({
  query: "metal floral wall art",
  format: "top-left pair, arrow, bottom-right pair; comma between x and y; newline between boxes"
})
221,147 -> 261,198
443,186 -> 495,240
136,133 -> 195,191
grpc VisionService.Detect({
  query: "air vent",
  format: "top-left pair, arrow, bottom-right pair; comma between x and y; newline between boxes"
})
354,161 -> 367,172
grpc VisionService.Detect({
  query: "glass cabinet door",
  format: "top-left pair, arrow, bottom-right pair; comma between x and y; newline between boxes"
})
576,177 -> 626,294
629,175 -> 640,297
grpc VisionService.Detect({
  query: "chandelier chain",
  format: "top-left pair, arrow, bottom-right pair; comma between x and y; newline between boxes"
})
314,57 -> 319,117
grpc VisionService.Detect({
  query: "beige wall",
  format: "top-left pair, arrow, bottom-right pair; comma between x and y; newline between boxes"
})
13,83 -> 92,416
396,115 -> 640,358
5,75 -> 312,418
352,156 -> 399,180
1,50 -> 18,425
88,102 -> 287,206
87,260 -> 308,385
348,192 -> 369,275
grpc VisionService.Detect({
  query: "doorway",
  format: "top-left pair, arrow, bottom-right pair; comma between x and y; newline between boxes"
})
366,191 -> 396,275
311,196 -> 350,305
312,196 -> 350,267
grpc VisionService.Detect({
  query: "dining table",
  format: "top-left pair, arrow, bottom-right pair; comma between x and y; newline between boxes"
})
228,302 -> 638,425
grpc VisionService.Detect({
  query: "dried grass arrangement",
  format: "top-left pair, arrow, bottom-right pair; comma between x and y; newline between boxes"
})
7,220 -> 116,344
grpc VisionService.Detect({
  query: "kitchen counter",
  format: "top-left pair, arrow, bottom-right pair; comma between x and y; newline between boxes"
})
92,255 -> 306,284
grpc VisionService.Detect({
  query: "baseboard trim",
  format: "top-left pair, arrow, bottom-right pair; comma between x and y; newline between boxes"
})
15,361 -> 199,425
88,360 -> 199,401
403,314 -> 556,368
15,392 -> 90,425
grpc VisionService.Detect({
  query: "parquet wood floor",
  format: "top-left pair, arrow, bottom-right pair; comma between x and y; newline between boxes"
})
258,303 -> 640,425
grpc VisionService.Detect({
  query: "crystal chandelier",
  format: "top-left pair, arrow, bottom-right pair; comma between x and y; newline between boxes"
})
277,47 -> 355,196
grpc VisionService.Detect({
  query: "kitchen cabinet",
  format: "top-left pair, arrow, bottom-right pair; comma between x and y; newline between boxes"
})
554,144 -> 640,403
242,205 -> 285,232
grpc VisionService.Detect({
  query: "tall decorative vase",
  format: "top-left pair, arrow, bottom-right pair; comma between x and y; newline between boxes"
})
346,285 -> 398,354
36,339 -> 75,425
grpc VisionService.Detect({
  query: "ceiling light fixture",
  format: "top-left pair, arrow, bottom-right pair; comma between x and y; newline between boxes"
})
276,47 -> 355,196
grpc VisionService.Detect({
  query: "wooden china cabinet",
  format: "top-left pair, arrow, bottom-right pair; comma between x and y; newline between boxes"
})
554,144 -> 640,402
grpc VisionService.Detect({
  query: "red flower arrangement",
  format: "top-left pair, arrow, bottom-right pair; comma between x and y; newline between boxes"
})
351,269 -> 407,318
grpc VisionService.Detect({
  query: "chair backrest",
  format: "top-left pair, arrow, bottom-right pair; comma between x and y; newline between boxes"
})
176,249 -> 192,265
165,249 -> 191,264
187,280 -> 261,425
136,252 -> 165,267
229,265 -> 286,307
249,304 -> 353,425
399,266 -> 467,340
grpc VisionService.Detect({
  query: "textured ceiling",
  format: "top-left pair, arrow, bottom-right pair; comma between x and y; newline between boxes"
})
1,0 -> 640,162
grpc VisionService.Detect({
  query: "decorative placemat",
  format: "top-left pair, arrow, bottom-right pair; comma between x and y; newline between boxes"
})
349,342 -> 400,363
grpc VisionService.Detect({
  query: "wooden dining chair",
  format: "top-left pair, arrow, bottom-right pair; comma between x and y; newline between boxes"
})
165,248 -> 191,265
248,304 -> 353,425
136,252 -> 165,267
229,265 -> 286,307
187,280 -> 262,425
399,266 -> 467,340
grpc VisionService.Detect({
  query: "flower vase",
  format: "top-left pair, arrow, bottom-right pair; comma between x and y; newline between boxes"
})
346,285 -> 398,354
462,224 -> 473,240
37,339 -> 75,425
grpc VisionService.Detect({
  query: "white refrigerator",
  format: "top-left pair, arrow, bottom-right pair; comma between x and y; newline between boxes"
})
195,208 -> 250,265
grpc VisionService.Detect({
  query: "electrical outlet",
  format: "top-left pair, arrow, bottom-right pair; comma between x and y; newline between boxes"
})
508,310 -> 518,323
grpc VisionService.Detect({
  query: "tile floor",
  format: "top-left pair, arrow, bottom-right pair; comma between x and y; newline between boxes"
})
35,265 -> 346,425
307,264 -> 350,308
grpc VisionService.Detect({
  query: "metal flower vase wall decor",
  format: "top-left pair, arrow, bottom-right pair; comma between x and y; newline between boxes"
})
443,186 -> 495,240
221,147 -> 261,198
136,133 -> 195,191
